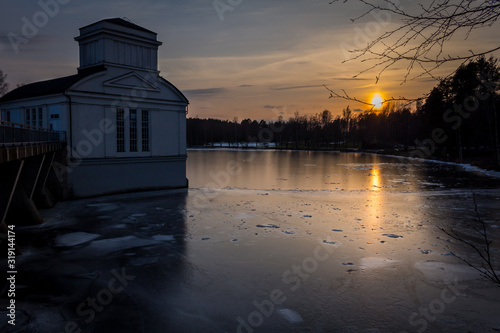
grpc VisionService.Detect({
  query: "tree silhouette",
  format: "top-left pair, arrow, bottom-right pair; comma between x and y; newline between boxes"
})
0,70 -> 9,97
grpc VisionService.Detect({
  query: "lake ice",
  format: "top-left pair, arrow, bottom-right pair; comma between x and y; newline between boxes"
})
2,150 -> 500,333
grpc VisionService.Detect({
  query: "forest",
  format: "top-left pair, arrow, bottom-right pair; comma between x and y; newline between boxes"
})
187,57 -> 500,169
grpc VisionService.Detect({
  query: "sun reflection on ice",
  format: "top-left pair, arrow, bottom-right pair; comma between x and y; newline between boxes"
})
370,168 -> 381,191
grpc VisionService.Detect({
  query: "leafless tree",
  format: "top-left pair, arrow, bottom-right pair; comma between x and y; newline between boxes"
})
328,0 -> 500,106
439,193 -> 500,287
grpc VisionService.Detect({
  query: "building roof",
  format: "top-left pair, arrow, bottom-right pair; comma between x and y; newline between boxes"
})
80,18 -> 156,34
0,66 -> 107,103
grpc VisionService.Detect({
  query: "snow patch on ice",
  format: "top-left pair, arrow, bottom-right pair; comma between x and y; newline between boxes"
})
360,257 -> 400,270
235,212 -> 257,219
55,232 -> 101,247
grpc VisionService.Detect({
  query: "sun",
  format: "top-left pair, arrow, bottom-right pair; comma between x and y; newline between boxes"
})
371,93 -> 384,109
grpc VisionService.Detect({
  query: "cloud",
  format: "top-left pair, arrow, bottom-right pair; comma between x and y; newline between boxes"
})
239,84 -> 253,87
263,105 -> 283,109
184,87 -> 226,96
272,84 -> 323,91
353,108 -> 364,112
331,77 -> 371,81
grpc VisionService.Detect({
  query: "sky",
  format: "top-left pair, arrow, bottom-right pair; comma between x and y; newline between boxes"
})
1,0 -> 499,120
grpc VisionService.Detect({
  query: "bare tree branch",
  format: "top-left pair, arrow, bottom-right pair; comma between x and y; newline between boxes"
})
332,0 -> 500,82
439,192 -> 500,287
323,84 -> 426,109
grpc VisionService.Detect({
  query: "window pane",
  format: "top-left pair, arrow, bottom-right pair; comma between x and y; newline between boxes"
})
31,108 -> 36,127
116,109 -> 125,152
38,108 -> 43,127
141,110 -> 149,152
25,109 -> 30,125
130,109 -> 137,152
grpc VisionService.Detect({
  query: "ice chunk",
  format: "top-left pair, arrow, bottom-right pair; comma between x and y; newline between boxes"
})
278,308 -> 303,324
152,235 -> 175,241
55,232 -> 101,247
81,236 -> 159,255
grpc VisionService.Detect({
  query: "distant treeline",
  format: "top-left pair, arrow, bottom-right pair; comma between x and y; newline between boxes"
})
187,57 -> 500,166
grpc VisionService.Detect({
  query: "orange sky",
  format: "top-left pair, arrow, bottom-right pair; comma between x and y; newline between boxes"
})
1,0 -> 498,120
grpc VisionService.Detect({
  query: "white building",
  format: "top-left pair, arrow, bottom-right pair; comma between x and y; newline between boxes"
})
0,18 -> 189,198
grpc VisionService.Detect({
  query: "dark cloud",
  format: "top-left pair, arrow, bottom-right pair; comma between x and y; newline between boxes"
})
184,87 -> 226,96
239,84 -> 253,87
272,84 -> 323,91
263,105 -> 283,109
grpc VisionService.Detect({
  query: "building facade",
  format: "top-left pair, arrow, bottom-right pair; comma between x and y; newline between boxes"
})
0,18 -> 189,198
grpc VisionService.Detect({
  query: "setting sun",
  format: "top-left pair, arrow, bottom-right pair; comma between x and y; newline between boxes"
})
371,93 -> 384,109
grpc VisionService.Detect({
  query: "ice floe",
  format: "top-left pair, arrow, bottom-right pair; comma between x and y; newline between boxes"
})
152,235 -> 175,241
55,232 -> 101,247
80,236 -> 160,255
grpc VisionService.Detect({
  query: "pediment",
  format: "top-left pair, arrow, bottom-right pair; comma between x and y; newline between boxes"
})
103,72 -> 160,91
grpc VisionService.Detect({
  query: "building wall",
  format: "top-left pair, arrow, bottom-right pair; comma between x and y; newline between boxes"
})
0,96 -> 68,131
67,156 -> 187,198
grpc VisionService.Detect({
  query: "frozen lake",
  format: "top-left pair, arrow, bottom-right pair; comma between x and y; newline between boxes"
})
3,150 -> 500,332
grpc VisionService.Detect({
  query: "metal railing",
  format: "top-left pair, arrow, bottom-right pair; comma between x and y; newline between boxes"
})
0,120 -> 66,146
